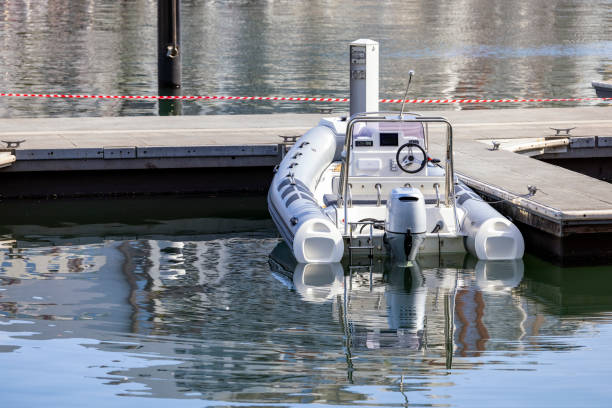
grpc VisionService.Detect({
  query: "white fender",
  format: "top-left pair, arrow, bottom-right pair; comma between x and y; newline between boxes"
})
457,184 -> 525,260
268,125 -> 344,263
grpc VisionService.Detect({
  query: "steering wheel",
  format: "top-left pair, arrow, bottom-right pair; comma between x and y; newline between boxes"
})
396,142 -> 427,173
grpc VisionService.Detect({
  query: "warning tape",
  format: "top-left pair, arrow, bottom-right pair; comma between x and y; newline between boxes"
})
0,92 -> 610,104
0,93 -> 348,102
379,97 -> 612,104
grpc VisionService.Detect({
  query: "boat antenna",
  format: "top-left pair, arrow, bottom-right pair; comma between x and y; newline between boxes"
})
399,70 -> 415,118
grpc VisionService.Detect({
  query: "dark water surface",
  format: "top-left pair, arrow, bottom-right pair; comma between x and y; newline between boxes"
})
0,0 -> 611,117
1,197 -> 612,407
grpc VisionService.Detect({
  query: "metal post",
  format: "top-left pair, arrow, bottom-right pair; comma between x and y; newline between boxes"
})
158,87 -> 182,116
158,0 -> 181,89
158,0 -> 182,115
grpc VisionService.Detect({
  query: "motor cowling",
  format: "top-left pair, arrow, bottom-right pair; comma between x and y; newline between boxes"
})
385,187 -> 426,261
386,187 -> 426,234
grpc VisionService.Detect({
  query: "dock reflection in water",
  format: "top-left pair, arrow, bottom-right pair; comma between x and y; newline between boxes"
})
1,202 -> 612,406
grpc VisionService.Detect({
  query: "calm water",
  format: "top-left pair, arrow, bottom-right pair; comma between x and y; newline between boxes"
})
0,0 -> 611,117
1,2 -> 612,406
1,197 -> 612,407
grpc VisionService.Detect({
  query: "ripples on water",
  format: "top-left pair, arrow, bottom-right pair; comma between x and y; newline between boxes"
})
1,2 -> 611,404
1,197 -> 612,407
0,0 -> 610,117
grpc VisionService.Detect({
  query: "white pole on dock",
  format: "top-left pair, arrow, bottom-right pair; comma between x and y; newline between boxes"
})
349,39 -> 379,117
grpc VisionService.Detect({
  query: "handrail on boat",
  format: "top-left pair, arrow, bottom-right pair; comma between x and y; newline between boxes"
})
339,112 -> 456,234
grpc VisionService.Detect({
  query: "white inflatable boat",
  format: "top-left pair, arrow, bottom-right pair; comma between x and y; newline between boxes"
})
268,112 -> 524,263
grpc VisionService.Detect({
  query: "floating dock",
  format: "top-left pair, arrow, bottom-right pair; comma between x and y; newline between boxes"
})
0,106 -> 611,265
0,114 -> 297,195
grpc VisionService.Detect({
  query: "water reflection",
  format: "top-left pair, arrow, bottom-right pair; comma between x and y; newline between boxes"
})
0,0 -> 610,117
1,213 -> 612,405
269,245 -> 528,374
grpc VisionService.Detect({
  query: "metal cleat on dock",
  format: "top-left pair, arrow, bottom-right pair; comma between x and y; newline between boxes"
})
2,140 -> 26,148
527,185 -> 537,197
279,135 -> 300,155
279,135 -> 299,144
549,127 -> 575,136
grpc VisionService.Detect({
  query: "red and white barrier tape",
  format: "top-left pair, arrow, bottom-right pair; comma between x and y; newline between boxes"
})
0,93 -> 349,102
1,92 -> 610,104
379,97 -> 612,104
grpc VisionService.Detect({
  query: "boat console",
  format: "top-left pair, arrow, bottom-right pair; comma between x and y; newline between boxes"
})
350,119 -> 428,177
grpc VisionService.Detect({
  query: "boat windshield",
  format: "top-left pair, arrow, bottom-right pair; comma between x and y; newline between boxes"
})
352,120 -> 426,148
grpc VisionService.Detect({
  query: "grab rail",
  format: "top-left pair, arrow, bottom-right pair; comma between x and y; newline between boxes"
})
339,113 -> 456,234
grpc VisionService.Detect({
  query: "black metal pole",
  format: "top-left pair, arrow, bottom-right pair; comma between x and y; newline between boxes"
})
157,0 -> 181,89
157,0 -> 182,115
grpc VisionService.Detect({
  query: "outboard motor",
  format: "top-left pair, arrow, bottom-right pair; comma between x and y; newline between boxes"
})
385,187 -> 426,261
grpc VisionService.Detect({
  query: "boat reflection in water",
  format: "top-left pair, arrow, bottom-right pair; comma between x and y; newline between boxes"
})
269,242 -> 345,303
269,242 -> 524,371
2,195 -> 611,406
